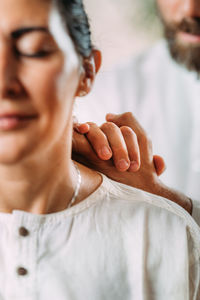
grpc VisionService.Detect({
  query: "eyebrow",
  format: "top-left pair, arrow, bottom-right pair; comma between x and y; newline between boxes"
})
11,27 -> 49,39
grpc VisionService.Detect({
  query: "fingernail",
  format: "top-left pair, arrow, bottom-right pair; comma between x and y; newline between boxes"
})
100,146 -> 111,158
129,161 -> 139,172
117,159 -> 129,171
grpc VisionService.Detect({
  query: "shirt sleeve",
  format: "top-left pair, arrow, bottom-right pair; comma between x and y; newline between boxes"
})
192,199 -> 200,227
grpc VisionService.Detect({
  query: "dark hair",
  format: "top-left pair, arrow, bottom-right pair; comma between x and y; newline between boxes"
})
55,0 -> 93,58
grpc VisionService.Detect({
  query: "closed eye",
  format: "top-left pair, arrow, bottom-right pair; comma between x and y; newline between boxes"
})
15,49 -> 56,59
13,28 -> 58,59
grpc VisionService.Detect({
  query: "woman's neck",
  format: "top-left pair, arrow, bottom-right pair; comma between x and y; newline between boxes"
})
0,144 -> 79,214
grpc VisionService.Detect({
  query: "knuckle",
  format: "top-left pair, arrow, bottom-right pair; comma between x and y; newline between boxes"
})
120,126 -> 136,138
122,112 -> 134,121
101,122 -> 117,132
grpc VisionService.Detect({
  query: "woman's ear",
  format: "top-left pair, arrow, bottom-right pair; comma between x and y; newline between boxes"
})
76,49 -> 102,97
93,49 -> 102,74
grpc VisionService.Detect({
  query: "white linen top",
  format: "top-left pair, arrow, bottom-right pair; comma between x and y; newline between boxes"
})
1,175 -> 200,300
75,40 -> 200,225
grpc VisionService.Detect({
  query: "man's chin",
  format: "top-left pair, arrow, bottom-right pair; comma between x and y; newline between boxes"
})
167,36 -> 200,74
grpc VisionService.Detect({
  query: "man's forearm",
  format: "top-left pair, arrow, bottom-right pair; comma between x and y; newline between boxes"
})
148,181 -> 193,215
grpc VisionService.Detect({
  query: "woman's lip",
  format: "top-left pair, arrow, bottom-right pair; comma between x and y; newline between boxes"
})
178,31 -> 200,43
0,115 -> 37,131
0,113 -> 37,118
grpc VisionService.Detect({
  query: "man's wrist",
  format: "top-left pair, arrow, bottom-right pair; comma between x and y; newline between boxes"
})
150,181 -> 193,214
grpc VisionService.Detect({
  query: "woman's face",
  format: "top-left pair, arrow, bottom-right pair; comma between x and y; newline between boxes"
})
0,0 -> 82,164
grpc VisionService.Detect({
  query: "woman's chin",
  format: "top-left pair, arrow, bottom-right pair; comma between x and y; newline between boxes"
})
0,149 -> 28,165
0,136 -> 33,165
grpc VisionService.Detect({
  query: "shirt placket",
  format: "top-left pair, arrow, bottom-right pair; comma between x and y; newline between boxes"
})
5,213 -> 38,300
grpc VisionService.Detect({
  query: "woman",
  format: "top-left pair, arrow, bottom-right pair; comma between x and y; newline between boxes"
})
0,0 -> 199,299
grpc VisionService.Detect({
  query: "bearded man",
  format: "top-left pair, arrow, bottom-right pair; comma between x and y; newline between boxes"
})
74,0 -> 200,220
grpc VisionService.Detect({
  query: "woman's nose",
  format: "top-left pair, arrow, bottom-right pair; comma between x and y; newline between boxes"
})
0,45 -> 22,99
182,0 -> 200,18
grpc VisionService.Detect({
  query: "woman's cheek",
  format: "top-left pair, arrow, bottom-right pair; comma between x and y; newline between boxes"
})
55,67 -> 80,105
20,54 -> 80,118
20,58 -> 64,103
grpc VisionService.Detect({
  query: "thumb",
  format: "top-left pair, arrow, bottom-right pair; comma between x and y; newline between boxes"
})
153,155 -> 166,176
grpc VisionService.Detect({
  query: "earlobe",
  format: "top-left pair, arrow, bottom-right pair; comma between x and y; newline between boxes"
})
76,49 -> 102,98
76,74 -> 90,98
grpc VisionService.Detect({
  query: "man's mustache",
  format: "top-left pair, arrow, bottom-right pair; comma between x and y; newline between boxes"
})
176,18 -> 200,35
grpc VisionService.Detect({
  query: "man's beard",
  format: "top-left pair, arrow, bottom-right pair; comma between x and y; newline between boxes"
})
161,16 -> 200,73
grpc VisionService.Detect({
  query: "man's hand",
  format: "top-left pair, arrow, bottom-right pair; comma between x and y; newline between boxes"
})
72,113 -> 192,214
73,118 -> 165,176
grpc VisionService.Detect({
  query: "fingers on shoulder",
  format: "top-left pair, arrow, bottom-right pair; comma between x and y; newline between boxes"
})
101,122 -> 140,172
86,122 -> 112,160
100,122 -> 130,171
120,126 -> 140,172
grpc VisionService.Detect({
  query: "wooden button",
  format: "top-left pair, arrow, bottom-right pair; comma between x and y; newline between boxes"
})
17,267 -> 28,276
19,227 -> 29,237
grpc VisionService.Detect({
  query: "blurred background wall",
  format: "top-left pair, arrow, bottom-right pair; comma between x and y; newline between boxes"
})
84,0 -> 162,70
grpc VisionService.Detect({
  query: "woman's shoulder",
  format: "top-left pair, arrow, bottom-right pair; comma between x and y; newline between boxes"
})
101,173 -> 182,212
98,175 -> 200,253
98,175 -> 200,239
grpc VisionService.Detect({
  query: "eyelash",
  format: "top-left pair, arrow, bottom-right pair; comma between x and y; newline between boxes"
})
15,49 -> 51,59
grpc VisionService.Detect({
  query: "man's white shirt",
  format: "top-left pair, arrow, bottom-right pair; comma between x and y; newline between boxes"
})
75,40 -> 200,225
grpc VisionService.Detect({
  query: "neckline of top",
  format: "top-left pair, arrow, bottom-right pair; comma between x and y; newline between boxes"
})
0,174 -> 110,227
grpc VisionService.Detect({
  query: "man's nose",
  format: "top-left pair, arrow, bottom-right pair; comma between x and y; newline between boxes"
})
182,0 -> 200,18
0,45 -> 22,99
